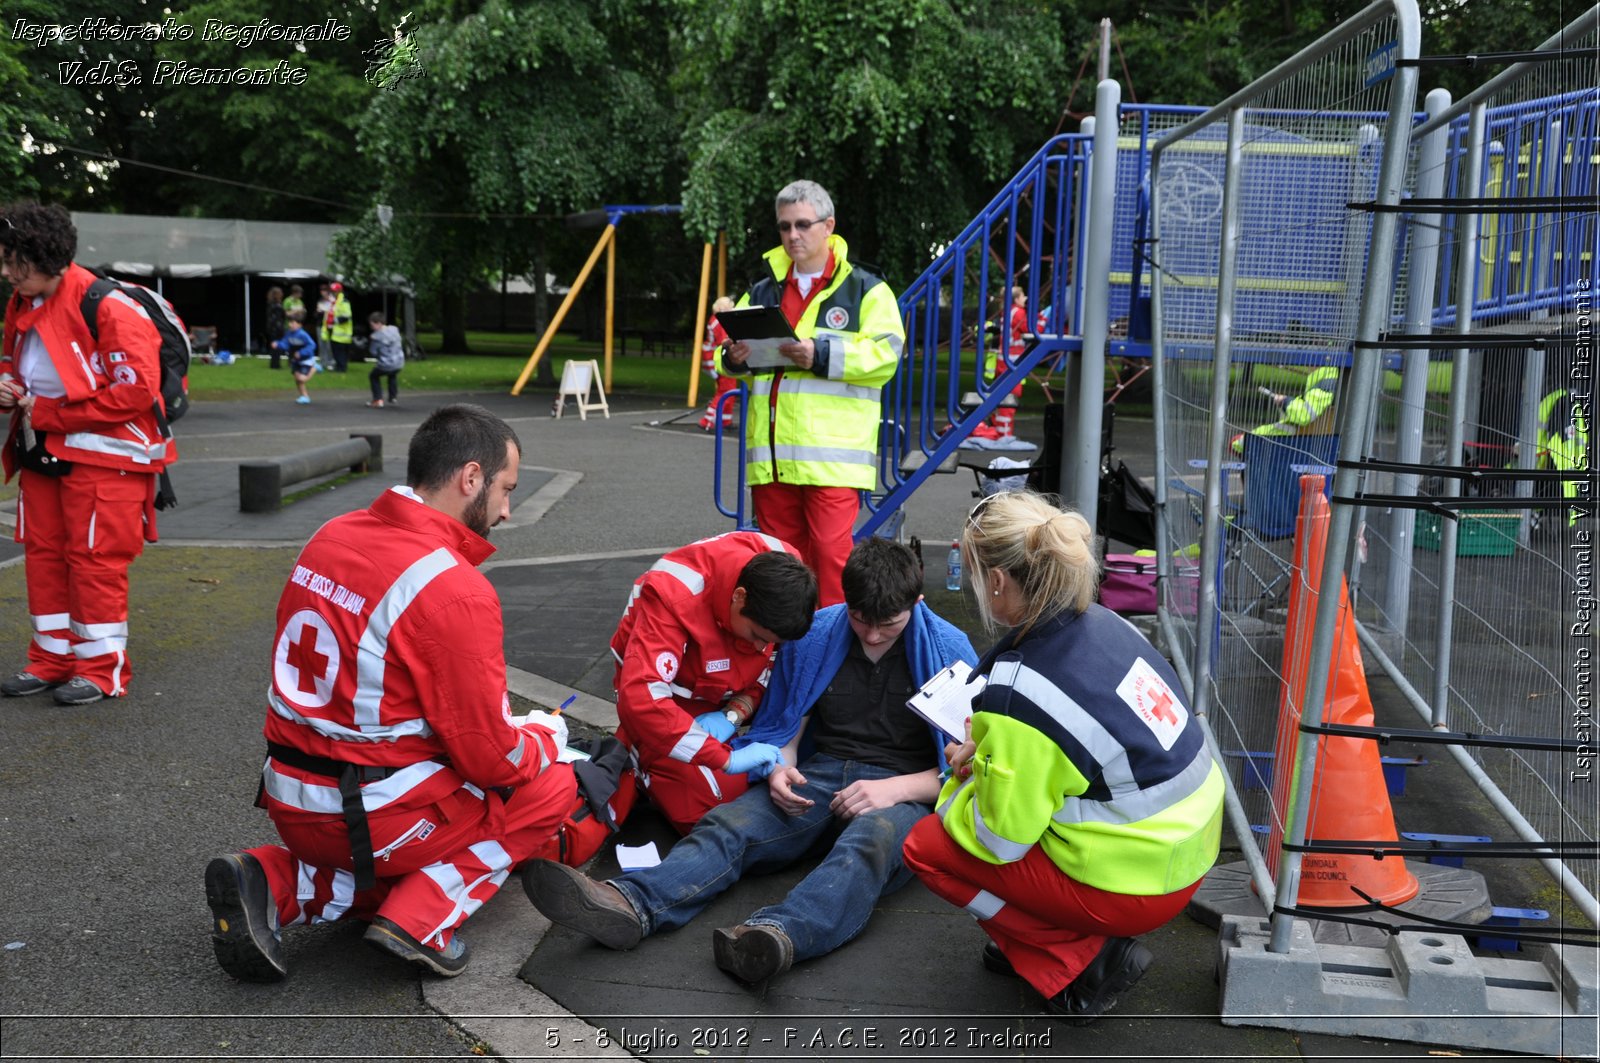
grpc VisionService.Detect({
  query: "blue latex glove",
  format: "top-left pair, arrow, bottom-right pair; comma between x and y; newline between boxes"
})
694,710 -> 736,743
725,742 -> 783,777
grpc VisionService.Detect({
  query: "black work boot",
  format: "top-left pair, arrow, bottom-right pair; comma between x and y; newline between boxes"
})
205,853 -> 287,983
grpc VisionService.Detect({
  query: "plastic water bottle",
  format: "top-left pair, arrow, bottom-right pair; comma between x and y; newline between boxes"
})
945,541 -> 963,592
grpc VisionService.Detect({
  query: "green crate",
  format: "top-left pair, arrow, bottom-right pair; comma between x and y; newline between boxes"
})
1416,509 -> 1520,556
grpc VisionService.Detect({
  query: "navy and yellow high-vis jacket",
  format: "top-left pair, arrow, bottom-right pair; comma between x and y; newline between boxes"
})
937,605 -> 1225,896
722,235 -> 903,492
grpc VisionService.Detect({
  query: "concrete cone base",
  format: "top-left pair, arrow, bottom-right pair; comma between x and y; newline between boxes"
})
1216,915 -> 1598,1057
1187,859 -> 1491,946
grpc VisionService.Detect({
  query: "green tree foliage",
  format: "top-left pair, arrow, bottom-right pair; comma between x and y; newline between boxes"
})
0,1 -> 375,218
673,0 -> 1076,286
0,0 -> 70,200
148,0 -> 383,220
331,0 -> 679,352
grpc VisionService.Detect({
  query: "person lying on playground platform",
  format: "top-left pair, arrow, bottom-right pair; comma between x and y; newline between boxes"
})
522,537 -> 977,985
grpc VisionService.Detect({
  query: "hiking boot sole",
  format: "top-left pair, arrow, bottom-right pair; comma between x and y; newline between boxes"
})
205,855 -> 287,983
711,925 -> 793,984
363,918 -> 469,978
521,861 -> 641,950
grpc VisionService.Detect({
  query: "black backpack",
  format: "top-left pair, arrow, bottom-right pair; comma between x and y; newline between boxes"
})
78,270 -> 189,509
79,270 -> 191,423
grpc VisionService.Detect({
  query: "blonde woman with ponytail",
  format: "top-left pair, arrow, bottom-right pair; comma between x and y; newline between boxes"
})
903,490 -> 1225,1025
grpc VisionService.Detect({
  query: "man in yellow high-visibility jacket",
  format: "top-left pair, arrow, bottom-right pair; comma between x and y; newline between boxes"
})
721,180 -> 904,608
1538,388 -> 1591,526
325,282 -> 354,373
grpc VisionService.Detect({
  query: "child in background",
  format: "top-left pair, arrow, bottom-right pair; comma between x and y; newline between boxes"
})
698,295 -> 738,431
366,311 -> 405,408
273,310 -> 318,405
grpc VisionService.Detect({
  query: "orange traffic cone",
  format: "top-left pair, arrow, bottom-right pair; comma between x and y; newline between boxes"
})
1265,473 -> 1419,908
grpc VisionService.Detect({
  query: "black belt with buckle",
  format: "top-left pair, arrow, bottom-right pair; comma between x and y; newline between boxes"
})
263,741 -> 403,891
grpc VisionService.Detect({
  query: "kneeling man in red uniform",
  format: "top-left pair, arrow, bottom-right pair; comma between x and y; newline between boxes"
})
612,531 -> 816,833
205,404 -> 577,981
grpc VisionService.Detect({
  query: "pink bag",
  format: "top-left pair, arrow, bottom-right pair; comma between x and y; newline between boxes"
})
1100,553 -> 1158,615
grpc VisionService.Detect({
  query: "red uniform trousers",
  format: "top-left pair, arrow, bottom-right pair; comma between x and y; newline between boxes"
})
699,371 -> 739,429
245,763 -> 575,948
903,815 -> 1201,998
16,464 -> 153,696
619,725 -> 751,835
751,482 -> 857,608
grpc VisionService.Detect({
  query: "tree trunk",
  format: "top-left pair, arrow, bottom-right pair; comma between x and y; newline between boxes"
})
439,256 -> 471,354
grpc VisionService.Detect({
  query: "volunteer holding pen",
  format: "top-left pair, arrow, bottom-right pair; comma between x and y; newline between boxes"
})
902,490 -> 1226,1025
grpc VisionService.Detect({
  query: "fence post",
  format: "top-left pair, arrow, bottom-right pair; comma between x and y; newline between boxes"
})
1062,79 -> 1120,522
1383,87 -> 1454,634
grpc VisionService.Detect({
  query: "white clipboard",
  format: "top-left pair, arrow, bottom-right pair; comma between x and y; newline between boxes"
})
906,660 -> 987,743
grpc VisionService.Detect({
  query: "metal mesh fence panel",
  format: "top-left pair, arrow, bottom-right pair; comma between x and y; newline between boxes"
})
1358,13 -> 1600,913
1150,5 -> 1419,897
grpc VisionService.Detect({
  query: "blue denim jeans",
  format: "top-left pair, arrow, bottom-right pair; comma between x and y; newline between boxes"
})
610,754 -> 930,963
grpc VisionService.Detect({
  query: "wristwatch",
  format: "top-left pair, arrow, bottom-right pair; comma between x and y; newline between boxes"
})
723,708 -> 743,728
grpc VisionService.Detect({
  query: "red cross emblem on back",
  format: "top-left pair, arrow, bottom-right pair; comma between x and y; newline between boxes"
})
286,624 -> 330,694
275,609 -> 341,708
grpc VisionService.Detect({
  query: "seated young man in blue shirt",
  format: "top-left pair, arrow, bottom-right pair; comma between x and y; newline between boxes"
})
522,536 -> 977,984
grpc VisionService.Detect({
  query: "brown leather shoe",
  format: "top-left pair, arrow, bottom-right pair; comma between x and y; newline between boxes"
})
711,923 -> 793,984
520,860 -> 642,950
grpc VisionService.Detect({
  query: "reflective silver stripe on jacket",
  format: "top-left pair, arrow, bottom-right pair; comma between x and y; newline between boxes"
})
745,375 -> 881,404
352,547 -> 458,729
747,443 -> 878,467
648,680 -> 694,701
669,725 -> 711,763
991,658 -> 1129,789
649,558 -> 705,595
270,687 -> 436,742
1052,745 -> 1217,827
972,801 -> 1033,863
262,756 -> 449,814
993,658 -> 1212,827
62,431 -> 167,463
808,327 -> 904,376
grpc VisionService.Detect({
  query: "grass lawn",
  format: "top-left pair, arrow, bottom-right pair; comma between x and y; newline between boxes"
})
188,331 -> 701,402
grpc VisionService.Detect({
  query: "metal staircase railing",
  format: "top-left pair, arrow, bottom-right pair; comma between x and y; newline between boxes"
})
861,132 -> 1097,537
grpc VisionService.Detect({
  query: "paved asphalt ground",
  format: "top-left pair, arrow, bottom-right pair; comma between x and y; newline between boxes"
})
0,380 -> 1552,1060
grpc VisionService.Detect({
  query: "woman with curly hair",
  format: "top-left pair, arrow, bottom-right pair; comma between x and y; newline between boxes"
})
0,202 -> 177,705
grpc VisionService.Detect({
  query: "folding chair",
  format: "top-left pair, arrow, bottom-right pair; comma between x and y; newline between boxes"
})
1228,433 -> 1339,615
1168,433 -> 1338,620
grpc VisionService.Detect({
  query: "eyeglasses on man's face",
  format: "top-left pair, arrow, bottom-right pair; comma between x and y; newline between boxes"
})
777,218 -> 824,234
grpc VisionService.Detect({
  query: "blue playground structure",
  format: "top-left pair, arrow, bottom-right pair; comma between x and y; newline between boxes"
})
709,3 -> 1597,1052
